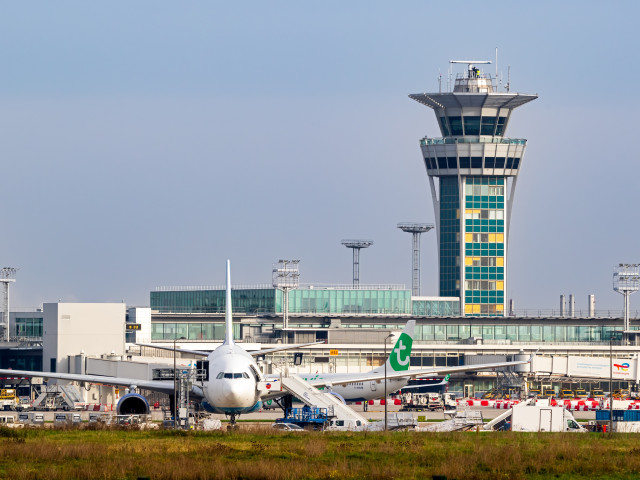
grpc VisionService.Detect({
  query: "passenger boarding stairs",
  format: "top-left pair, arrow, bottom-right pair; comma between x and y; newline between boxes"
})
33,384 -> 85,410
280,375 -> 368,426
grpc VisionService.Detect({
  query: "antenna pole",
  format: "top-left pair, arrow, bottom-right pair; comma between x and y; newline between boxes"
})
495,47 -> 498,85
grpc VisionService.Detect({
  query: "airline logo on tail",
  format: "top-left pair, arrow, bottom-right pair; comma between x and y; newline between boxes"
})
389,333 -> 413,371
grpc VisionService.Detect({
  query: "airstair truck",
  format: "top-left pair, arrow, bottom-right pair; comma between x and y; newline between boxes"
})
510,404 -> 585,432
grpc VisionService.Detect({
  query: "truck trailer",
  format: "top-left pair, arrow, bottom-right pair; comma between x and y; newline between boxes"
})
510,404 -> 585,432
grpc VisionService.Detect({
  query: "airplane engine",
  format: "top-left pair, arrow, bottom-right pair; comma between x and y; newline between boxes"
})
328,391 -> 347,404
116,392 -> 150,415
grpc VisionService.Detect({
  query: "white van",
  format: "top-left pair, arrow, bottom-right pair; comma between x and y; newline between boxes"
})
326,419 -> 365,431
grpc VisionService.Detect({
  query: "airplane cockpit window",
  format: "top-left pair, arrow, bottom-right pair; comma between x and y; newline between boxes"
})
218,372 -> 250,380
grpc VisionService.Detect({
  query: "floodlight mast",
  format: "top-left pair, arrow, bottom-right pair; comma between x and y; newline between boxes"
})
272,260 -> 300,342
0,268 -> 17,343
613,264 -> 640,333
341,240 -> 373,289
397,223 -> 434,296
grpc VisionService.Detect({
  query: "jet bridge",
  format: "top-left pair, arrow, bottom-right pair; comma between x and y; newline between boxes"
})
530,355 -> 639,383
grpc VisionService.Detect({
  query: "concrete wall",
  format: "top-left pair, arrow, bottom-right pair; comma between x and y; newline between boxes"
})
43,303 -> 126,373
126,307 -> 152,344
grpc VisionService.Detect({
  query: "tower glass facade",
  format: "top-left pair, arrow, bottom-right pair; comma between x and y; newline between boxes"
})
463,176 -> 505,315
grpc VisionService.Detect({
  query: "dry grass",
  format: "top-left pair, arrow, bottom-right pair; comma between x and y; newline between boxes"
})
1,426 -> 640,479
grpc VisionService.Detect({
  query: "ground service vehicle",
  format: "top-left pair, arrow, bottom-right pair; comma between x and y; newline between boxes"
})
591,389 -> 605,398
575,389 -> 588,398
560,389 -> 574,399
0,389 -> 17,410
510,405 -> 585,432
543,389 -> 555,398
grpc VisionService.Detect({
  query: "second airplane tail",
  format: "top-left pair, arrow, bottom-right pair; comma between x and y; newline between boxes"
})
372,320 -> 415,374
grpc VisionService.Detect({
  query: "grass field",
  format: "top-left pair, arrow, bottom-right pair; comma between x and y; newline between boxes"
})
1,425 -> 640,479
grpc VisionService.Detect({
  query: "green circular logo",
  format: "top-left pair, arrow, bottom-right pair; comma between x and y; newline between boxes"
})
389,333 -> 412,371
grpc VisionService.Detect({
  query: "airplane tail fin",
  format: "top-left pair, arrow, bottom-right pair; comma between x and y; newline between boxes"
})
372,320 -> 415,374
223,259 -> 235,346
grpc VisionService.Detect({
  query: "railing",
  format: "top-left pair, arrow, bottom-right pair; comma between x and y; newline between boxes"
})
420,137 -> 527,146
509,309 -> 635,319
154,283 -> 406,292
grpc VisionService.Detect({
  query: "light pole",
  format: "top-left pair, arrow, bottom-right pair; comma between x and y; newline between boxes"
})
173,335 -> 186,429
609,331 -> 621,434
384,332 -> 393,431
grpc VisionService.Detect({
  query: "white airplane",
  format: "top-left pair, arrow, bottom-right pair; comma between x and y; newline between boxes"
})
0,260 -> 532,425
0,260 -> 319,425
260,319 -> 529,405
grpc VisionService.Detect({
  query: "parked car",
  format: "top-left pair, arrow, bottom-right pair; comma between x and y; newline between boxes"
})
271,422 -> 305,431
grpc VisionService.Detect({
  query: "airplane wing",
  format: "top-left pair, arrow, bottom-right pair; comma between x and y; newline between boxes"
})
0,368 -> 178,396
135,341 -> 325,358
303,358 -> 530,388
136,343 -> 210,357
248,341 -> 325,357
399,380 -> 448,389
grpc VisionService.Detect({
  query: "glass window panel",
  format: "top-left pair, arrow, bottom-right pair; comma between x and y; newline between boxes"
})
482,325 -> 494,339
480,116 -> 496,135
464,116 -> 480,135
449,116 -> 463,136
446,325 -> 459,340
188,324 -> 202,340
531,325 -> 542,342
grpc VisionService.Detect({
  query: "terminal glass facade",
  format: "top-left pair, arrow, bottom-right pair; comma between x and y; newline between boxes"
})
151,289 -> 275,314
412,324 -> 628,343
151,322 -> 241,341
152,288 -> 413,315
282,289 -> 411,315
15,317 -> 43,339
412,299 -> 460,316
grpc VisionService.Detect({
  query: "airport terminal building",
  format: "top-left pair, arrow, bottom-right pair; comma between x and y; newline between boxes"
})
1,62 -> 639,400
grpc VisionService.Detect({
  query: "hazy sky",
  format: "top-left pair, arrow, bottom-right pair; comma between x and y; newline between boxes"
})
1,1 -> 639,313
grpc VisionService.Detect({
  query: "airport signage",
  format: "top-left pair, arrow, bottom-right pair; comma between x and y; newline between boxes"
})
126,324 -> 141,330
329,349 -> 339,356
567,356 -> 637,380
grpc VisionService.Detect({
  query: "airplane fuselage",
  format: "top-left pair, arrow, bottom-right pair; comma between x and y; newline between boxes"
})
202,344 -> 263,414
262,373 -> 410,402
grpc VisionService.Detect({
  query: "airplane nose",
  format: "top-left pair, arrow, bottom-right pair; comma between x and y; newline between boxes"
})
221,381 -> 250,406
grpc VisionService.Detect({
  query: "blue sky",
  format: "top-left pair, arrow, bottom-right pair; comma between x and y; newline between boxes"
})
1,1 -> 638,313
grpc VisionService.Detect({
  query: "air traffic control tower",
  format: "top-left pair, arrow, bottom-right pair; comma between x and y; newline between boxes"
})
410,61 -> 537,316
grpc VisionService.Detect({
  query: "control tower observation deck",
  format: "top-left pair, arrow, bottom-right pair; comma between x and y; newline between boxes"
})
410,61 -> 537,316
